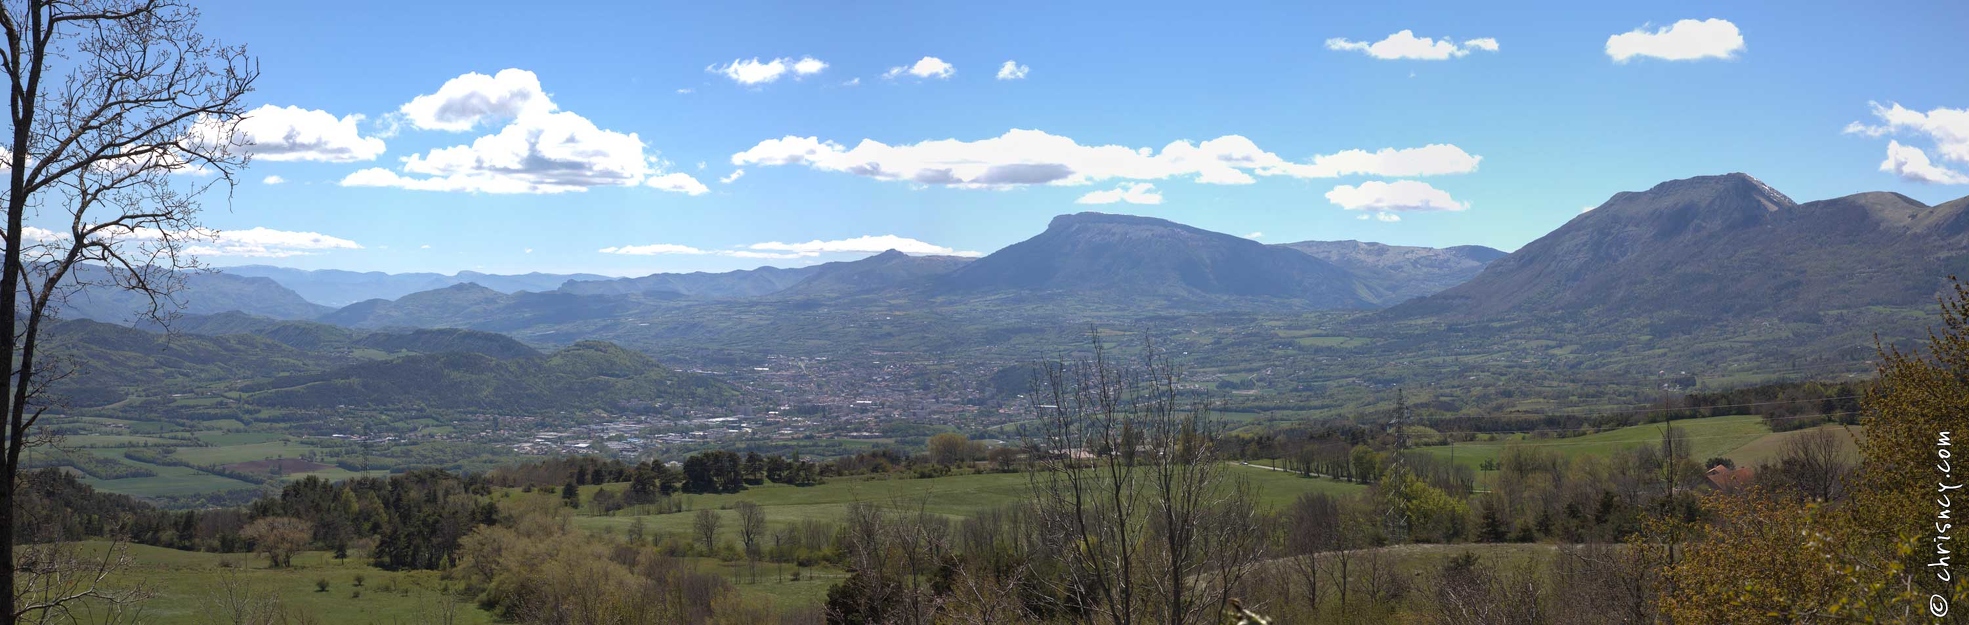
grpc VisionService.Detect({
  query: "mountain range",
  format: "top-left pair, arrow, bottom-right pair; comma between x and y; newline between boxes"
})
218,266 -> 612,307
1390,173 -> 1969,326
42,173 -> 1969,380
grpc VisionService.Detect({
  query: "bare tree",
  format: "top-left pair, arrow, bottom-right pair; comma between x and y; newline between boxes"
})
1,2 -> 255,621
1024,334 -> 1264,625
1767,427 -> 1851,502
693,509 -> 722,554
734,500 -> 764,582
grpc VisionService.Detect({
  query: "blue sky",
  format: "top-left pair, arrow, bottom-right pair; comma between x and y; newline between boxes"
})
161,0 -> 1969,276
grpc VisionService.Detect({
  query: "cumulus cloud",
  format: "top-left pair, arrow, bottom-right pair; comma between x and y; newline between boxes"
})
884,57 -> 955,80
792,57 -> 828,76
1325,180 -> 1468,221
1325,31 -> 1500,60
1605,18 -> 1744,63
1878,141 -> 1969,184
732,130 -> 1479,189
709,56 -> 828,85
233,105 -> 387,162
397,68 -> 553,132
720,169 -> 746,184
1845,101 -> 1969,163
996,61 -> 1030,80
1075,182 -> 1163,205
602,235 -> 979,258
262,175 -> 285,185
344,69 -> 704,194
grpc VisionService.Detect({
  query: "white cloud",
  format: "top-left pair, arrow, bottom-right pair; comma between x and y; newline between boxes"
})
233,105 -> 387,162
601,235 -> 980,258
720,169 -> 746,184
1879,141 -> 1969,184
1606,19 -> 1744,63
192,227 -> 364,258
996,61 -> 1030,80
1845,101 -> 1969,164
397,68 -> 553,132
843,78 -> 861,87
1375,212 -> 1402,222
23,225 -> 361,258
344,69 -> 702,194
1244,231 -> 1264,239
710,56 -> 828,86
1325,30 -> 1500,60
732,130 -> 1479,189
711,58 -> 788,85
600,243 -> 712,256
1075,182 -> 1163,205
1580,205 -> 1596,213
749,235 -> 980,257
262,175 -> 285,185
677,88 -> 694,94
884,57 -> 955,80
1325,180 -> 1469,214
647,173 -> 710,195
525,248 -> 534,254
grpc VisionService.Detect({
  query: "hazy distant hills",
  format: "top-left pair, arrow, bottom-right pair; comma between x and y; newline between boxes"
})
782,250 -> 975,296
318,283 -> 657,331
44,314 -> 737,411
1390,173 -> 1969,326
1281,240 -> 1506,305
556,265 -> 818,298
220,265 -> 611,307
933,212 -> 1375,307
54,266 -> 331,323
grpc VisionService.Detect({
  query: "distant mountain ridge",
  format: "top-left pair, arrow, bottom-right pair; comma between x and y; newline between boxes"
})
220,266 -> 612,307
1279,240 -> 1505,305
54,266 -> 330,323
1390,173 -> 1969,325
932,212 -> 1376,307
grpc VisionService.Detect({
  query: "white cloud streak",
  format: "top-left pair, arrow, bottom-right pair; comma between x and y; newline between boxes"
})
1325,30 -> 1500,60
1075,182 -> 1163,205
601,235 -> 980,259
732,130 -> 1479,189
1325,180 -> 1469,217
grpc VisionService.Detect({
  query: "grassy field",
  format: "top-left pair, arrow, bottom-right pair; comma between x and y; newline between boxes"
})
72,542 -> 491,625
566,463 -> 1368,539
1726,422 -> 1864,467
1411,414 -> 1778,472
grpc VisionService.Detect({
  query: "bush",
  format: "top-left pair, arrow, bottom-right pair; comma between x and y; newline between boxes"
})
316,578 -> 330,592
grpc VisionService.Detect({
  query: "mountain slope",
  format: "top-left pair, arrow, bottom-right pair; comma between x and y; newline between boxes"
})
1279,240 -> 1505,304
779,250 -> 973,296
934,212 -> 1373,307
1390,173 -> 1968,325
